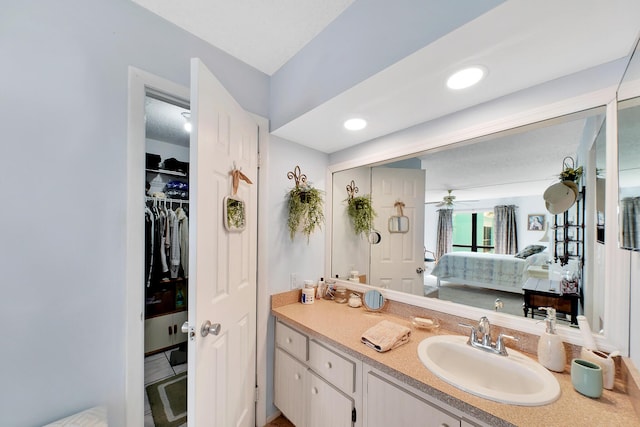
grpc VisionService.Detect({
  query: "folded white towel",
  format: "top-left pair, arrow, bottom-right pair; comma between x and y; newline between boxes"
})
361,320 -> 411,352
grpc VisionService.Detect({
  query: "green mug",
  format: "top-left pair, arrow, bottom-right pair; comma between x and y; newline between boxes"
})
571,358 -> 603,398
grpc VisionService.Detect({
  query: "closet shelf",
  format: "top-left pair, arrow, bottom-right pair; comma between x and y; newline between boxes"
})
146,168 -> 187,177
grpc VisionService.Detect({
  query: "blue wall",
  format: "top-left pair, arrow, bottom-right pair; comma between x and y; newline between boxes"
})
0,1 -> 268,425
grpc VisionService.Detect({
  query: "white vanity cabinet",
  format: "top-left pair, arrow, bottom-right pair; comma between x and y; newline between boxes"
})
363,365 -> 487,427
274,348 -> 306,427
274,320 -> 361,427
306,370 -> 354,427
274,319 -> 487,427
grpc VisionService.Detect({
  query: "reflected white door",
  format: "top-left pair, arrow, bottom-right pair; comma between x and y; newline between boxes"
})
187,58 -> 258,427
370,168 -> 425,295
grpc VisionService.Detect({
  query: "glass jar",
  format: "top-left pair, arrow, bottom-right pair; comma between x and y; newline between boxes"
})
334,286 -> 348,303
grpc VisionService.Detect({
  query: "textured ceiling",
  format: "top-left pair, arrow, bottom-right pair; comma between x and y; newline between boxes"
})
420,110 -> 605,203
145,96 -> 190,148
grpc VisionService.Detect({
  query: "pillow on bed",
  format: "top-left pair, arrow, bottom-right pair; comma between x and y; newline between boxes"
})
526,252 -> 549,266
514,244 -> 546,259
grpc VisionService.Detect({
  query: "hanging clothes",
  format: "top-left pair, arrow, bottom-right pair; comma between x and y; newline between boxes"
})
145,197 -> 189,285
168,208 -> 180,278
176,207 -> 189,278
145,206 -> 155,287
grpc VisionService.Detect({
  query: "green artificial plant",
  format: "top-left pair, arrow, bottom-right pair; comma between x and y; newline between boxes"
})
558,156 -> 583,182
287,183 -> 325,242
346,194 -> 376,237
559,165 -> 583,182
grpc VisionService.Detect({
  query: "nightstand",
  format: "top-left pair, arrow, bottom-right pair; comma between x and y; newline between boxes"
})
522,278 -> 579,325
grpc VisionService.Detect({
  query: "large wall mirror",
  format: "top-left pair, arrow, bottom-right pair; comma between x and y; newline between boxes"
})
332,107 -> 607,332
617,36 -> 640,251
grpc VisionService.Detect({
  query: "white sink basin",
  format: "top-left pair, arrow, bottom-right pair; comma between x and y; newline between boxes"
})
417,335 -> 560,406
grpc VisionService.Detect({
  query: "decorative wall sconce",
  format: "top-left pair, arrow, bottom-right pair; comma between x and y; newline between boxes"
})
345,179 -> 376,237
346,180 -> 358,200
286,165 -> 324,242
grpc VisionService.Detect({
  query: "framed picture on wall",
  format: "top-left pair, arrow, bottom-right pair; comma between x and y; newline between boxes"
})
527,214 -> 545,231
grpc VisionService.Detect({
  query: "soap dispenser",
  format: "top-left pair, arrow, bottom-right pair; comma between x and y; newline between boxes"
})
537,307 -> 566,372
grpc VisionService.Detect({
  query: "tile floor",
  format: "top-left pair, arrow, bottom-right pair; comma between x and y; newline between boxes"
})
144,348 -> 187,427
144,349 -> 293,427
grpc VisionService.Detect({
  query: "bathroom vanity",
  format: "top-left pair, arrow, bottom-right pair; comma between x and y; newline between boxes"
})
272,291 -> 639,427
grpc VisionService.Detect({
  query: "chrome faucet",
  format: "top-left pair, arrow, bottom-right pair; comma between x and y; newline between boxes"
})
459,317 -> 518,356
477,316 -> 492,346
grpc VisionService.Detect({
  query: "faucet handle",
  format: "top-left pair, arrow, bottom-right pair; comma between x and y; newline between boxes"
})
496,333 -> 519,355
478,316 -> 491,345
458,323 -> 477,343
478,316 -> 491,334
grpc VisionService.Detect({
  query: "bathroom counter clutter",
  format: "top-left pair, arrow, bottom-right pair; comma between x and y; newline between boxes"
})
271,293 -> 639,427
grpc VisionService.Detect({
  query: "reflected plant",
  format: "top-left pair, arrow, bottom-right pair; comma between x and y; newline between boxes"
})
346,194 -> 376,236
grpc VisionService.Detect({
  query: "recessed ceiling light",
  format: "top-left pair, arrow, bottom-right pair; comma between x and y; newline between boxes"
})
344,118 -> 367,131
181,112 -> 192,133
446,66 -> 486,90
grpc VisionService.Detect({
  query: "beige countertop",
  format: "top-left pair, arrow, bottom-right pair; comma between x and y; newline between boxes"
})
272,293 -> 640,427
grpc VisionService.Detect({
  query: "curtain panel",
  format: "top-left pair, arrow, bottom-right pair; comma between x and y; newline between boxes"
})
494,205 -> 518,254
621,197 -> 640,249
436,208 -> 453,260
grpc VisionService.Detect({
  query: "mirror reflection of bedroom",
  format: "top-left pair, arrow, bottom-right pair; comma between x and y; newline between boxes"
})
422,107 -> 605,325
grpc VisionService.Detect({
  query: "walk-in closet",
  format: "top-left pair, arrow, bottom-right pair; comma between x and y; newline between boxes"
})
143,91 -> 190,427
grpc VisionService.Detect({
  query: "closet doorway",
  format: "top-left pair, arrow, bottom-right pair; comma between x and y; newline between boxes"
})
143,91 -> 191,427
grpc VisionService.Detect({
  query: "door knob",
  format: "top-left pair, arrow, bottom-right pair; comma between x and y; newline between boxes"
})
200,320 -> 221,337
416,267 -> 425,274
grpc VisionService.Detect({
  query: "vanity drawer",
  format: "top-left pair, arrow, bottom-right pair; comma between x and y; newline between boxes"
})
308,339 -> 356,394
276,321 -> 308,361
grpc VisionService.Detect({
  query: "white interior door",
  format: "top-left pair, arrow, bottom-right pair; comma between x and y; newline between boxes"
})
187,58 -> 258,427
370,168 -> 425,295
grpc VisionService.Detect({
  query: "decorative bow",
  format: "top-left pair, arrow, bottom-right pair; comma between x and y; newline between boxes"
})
394,200 -> 405,216
230,168 -> 253,195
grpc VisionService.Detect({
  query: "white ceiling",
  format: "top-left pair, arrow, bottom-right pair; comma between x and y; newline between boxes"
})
272,1 -> 639,153
130,0 -> 355,75
137,0 -> 638,202
133,0 -> 640,154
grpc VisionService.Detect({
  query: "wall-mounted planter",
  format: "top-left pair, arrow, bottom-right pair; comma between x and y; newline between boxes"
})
286,165 -> 325,242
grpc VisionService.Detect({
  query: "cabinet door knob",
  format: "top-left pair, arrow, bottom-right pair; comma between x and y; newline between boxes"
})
311,387 -> 319,395
286,337 -> 292,344
294,373 -> 300,380
325,361 -> 332,369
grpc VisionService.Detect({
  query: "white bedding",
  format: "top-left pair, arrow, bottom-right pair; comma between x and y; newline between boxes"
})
430,251 -> 537,294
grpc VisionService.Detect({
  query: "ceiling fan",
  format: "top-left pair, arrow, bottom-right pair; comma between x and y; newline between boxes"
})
427,190 -> 478,209
427,190 -> 457,209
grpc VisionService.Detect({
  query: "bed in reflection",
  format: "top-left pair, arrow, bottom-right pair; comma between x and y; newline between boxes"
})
430,249 -> 547,294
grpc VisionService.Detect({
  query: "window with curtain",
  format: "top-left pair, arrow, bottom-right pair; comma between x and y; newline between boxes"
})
436,208 -> 453,260
452,211 -> 494,253
494,205 -> 518,254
